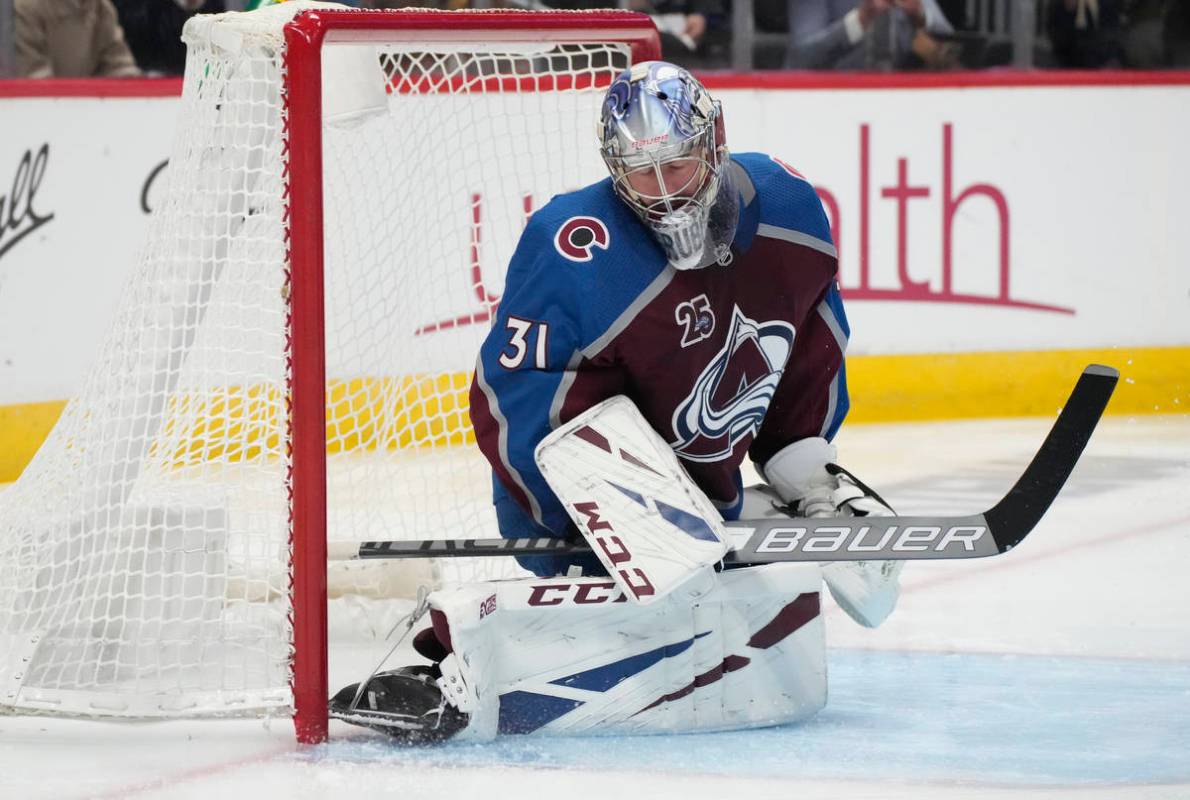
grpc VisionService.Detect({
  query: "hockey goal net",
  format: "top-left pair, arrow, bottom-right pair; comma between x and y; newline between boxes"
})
0,3 -> 658,743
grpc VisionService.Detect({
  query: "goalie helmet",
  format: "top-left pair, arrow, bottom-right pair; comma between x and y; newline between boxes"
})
599,61 -> 739,270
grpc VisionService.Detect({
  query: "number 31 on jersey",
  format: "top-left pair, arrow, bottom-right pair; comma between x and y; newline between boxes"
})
499,316 -> 550,370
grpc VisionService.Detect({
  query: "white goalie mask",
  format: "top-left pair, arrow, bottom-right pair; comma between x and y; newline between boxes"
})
599,62 -> 739,270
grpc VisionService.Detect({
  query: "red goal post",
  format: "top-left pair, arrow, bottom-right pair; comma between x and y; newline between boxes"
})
285,7 -> 659,744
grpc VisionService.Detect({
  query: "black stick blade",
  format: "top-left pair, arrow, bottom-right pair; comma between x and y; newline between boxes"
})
985,364 -> 1118,552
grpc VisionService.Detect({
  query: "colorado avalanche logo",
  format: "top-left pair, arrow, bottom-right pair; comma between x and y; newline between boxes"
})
671,307 -> 796,463
554,216 -> 610,263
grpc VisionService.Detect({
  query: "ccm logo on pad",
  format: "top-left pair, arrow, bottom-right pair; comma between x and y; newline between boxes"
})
479,593 -> 497,619
527,581 -> 628,606
573,500 -> 655,600
753,525 -> 989,554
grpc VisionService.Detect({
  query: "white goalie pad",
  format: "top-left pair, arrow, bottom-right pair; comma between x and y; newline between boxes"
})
428,563 -> 825,741
535,395 -> 729,604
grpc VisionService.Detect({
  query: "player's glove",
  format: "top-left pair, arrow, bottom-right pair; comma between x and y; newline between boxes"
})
761,437 -> 893,518
759,437 -> 903,628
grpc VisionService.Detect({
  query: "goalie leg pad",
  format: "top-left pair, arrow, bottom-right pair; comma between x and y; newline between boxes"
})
429,563 -> 826,741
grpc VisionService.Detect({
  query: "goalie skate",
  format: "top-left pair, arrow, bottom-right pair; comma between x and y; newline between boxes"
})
328,665 -> 468,743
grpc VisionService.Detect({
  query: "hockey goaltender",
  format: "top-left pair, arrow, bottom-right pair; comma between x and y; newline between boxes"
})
328,60 -> 910,742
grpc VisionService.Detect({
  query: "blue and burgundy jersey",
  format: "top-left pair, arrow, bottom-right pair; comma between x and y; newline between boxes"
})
469,153 -> 850,572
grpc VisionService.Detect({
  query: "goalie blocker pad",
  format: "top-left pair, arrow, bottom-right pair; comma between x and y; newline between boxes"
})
535,395 -> 729,604
429,563 -> 826,740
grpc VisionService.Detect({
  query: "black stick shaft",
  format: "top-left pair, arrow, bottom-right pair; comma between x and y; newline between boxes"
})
340,365 -> 1117,565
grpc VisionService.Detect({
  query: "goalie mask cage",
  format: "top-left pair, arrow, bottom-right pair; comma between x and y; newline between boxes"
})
0,3 -> 659,744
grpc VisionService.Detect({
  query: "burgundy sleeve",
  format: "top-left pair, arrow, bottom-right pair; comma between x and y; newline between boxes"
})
749,275 -> 851,467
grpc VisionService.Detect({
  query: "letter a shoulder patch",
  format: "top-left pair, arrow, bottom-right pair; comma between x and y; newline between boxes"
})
554,216 -> 610,263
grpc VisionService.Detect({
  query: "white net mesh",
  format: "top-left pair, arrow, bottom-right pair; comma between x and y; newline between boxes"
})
0,6 -> 632,720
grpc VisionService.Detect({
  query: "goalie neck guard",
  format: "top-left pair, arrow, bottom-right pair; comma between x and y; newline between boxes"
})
599,61 -> 739,270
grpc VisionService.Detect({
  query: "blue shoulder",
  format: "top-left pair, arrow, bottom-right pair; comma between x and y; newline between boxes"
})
501,179 -> 668,350
733,152 -> 834,247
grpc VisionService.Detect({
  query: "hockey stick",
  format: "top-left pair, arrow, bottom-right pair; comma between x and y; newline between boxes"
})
331,365 -> 1117,564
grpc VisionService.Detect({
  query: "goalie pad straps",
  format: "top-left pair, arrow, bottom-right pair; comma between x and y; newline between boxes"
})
428,563 -> 825,741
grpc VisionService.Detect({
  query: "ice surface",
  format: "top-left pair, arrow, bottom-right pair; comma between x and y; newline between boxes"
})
2,416 -> 1188,800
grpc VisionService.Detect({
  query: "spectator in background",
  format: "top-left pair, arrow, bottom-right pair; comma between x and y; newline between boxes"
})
635,0 -> 726,65
1047,0 -> 1125,67
786,0 -> 958,69
111,0 -> 226,76
516,0 -> 725,67
15,0 -> 141,77
247,0 -> 363,6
